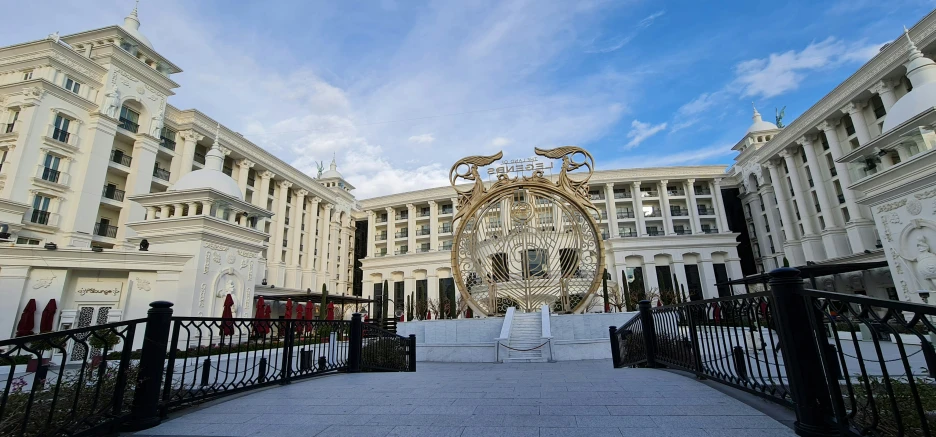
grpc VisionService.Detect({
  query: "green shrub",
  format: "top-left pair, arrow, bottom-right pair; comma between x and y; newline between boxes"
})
361,339 -> 408,371
847,376 -> 936,436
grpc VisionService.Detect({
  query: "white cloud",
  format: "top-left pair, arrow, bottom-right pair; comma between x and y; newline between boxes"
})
491,137 -> 511,147
408,133 -> 436,144
623,119 -> 667,149
607,143 -> 733,169
733,37 -> 887,98
677,92 -> 723,117
586,10 -> 665,54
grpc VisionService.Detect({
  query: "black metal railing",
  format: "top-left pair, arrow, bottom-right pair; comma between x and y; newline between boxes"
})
102,185 -> 126,202
94,222 -> 118,238
0,318 -> 143,437
361,324 -> 414,372
610,268 -> 936,437
3,122 -> 14,133
110,150 -> 132,167
118,117 -> 138,133
152,167 -> 170,181
40,167 -> 61,184
702,228 -> 719,234
159,137 -> 176,151
51,128 -> 70,144
439,225 -> 452,233
619,231 -> 638,238
28,209 -> 52,226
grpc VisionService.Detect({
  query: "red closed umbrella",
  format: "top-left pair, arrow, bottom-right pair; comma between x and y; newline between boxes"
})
40,299 -> 57,333
326,302 -> 335,320
304,302 -> 315,332
263,304 -> 272,334
221,294 -> 235,336
16,299 -> 37,337
284,299 -> 293,320
713,303 -> 721,323
253,296 -> 266,336
295,304 -> 305,332
426,311 -> 431,320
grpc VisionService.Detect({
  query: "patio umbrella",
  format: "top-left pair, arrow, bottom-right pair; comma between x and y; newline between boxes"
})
263,304 -> 272,334
426,310 -> 431,320
39,299 -> 57,333
295,304 -> 305,333
284,299 -> 293,320
304,301 -> 315,332
253,296 -> 266,336
16,299 -> 37,337
221,294 -> 235,336
713,303 -> 721,323
326,302 -> 335,320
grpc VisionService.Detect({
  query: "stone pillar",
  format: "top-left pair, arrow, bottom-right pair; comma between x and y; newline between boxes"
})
760,185 -> 785,250
427,274 -> 439,304
869,80 -> 898,111
841,102 -> 872,146
700,259 -> 718,299
236,159 -> 254,200
285,189 -> 306,288
176,130 -> 202,181
255,171 -> 274,209
317,204 -> 333,287
269,180 -> 292,283
659,180 -> 673,235
643,261 -> 658,295
186,202 -> 199,217
302,197 -> 321,289
633,182 -> 646,236
366,210 -> 376,258
0,267 -> 30,340
116,135 -> 159,244
746,195 -> 770,259
817,122 -> 875,253
58,113 -> 117,247
780,149 -> 825,261
672,257 -> 689,301
168,132 -> 183,184
712,179 -> 730,233
386,207 -> 396,254
766,160 -> 803,265
428,201 -> 439,250
407,203 -> 416,253
328,216 -> 341,292
685,179 -> 701,234
798,136 -> 836,229
604,183 -> 618,236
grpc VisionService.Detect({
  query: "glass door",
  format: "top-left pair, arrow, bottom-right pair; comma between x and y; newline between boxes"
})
69,305 -> 113,362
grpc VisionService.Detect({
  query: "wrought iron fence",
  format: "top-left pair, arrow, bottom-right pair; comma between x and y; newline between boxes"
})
609,267 -> 936,437
0,319 -> 144,437
361,324 -> 415,372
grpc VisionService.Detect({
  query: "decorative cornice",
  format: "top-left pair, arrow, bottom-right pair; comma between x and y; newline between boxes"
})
178,129 -> 203,142
869,79 -> 897,95
237,159 -> 255,168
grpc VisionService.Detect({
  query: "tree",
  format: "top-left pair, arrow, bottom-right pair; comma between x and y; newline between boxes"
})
319,284 -> 328,319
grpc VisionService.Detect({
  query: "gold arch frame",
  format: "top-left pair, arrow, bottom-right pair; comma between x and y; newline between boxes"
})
449,146 -> 605,315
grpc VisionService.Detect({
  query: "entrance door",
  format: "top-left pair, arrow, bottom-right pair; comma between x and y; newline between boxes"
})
70,305 -> 113,362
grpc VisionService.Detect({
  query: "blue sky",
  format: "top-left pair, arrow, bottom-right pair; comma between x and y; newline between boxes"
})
4,0 -> 935,197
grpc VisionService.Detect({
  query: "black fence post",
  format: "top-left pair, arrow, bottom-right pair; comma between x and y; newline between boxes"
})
768,268 -> 838,437
732,346 -> 747,380
638,300 -> 659,368
686,307 -> 704,376
408,334 -> 417,372
123,301 -> 173,432
280,321 -> 294,385
258,357 -> 267,383
609,326 -> 621,368
348,313 -> 363,373
200,358 -> 210,387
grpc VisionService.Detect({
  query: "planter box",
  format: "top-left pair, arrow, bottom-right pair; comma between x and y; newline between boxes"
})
26,358 -> 50,372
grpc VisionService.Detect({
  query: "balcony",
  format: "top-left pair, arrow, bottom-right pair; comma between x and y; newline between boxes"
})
416,227 -> 431,236
101,185 -> 125,202
617,211 -> 635,219
415,246 -> 431,253
601,232 -> 610,240
376,216 -> 387,224
837,194 -> 846,204
439,225 -> 453,234
376,233 -> 387,241
159,136 -> 176,151
25,209 -> 59,227
674,229 -> 692,235
110,150 -> 132,167
395,249 -> 408,255
440,243 -> 453,251
375,251 -> 388,257
613,192 -> 631,199
285,217 -> 290,226
193,151 -> 206,165
589,193 -> 605,201
807,178 -> 814,188
694,188 -> 712,196
670,209 -> 689,217
247,176 -> 255,187
118,117 -> 139,133
37,165 -> 68,185
417,210 -> 431,218
93,222 -> 118,238
619,231 -> 638,238
830,167 -> 837,177
52,127 -> 72,144
643,210 -> 662,218
440,207 -> 453,215
697,206 -> 713,215
153,167 -> 170,181
702,228 -> 719,234
667,190 -> 686,196
394,231 -> 408,239
640,191 -> 659,198
4,122 -> 16,134
647,230 -> 661,236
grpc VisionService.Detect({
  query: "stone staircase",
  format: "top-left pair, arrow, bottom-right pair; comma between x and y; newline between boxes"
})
505,312 -> 547,362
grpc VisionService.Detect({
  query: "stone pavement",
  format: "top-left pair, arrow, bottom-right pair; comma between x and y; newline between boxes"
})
132,360 -> 795,437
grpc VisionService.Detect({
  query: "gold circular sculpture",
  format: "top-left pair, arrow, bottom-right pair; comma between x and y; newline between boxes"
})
450,146 -> 605,315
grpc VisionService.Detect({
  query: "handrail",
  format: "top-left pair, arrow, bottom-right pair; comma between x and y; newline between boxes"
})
495,307 -> 515,362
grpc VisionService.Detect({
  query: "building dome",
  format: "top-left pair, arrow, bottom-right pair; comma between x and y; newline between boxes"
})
169,125 -> 244,200
321,157 -> 342,179
747,105 -> 779,134
882,29 -> 936,133
119,3 -> 154,49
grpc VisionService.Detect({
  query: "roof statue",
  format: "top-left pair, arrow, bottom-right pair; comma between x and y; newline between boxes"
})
315,161 -> 325,179
775,106 -> 786,129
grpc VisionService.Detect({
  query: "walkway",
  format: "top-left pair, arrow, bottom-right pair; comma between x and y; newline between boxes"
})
133,360 -> 794,437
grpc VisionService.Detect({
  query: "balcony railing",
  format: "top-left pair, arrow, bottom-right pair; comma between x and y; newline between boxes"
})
285,217 -> 290,226
640,191 -> 659,198
613,192 -> 631,199
670,209 -> 689,217
93,222 -> 118,238
674,229 -> 692,235
694,188 -> 712,195
643,210 -> 662,218
37,165 -> 67,185
26,209 -> 58,227
375,252 -> 388,257
647,230 -> 661,236
110,150 -> 132,167
153,167 -> 170,181
394,231 -> 408,238
589,194 -> 605,201
836,194 -> 845,204
416,246 -> 431,253
702,228 -> 719,234
697,206 -> 713,215
617,211 -> 635,219
417,210 -> 431,218
102,185 -> 126,202
51,127 -> 70,144
667,190 -> 686,196
118,117 -> 139,133
416,227 -> 430,236
619,231 -> 637,238
159,137 -> 176,151
375,233 -> 387,241
395,249 -> 408,255
439,225 -> 453,234
194,151 -> 206,165
440,244 -> 452,251
3,122 -> 15,133
873,105 -> 886,119
376,216 -> 387,223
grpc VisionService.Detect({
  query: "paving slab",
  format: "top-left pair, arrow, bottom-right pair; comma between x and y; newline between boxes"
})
130,359 -> 795,436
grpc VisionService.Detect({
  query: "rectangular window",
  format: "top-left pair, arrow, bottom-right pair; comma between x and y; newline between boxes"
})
16,237 -> 42,245
624,267 -> 645,303
373,282 -> 384,321
415,279 -> 428,318
22,70 -> 33,81
119,106 -> 140,133
53,115 -> 70,143
684,264 -> 703,301
714,263 -> 730,297
439,277 -> 456,319
64,77 -> 81,94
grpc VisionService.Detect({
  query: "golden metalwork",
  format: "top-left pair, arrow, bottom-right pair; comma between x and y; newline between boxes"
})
450,147 -> 605,315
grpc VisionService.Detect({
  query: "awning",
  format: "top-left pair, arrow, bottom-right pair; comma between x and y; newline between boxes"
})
253,286 -> 372,305
718,261 -> 890,286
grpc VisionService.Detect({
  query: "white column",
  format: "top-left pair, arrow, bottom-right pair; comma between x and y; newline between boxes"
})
407,203 -> 416,253
116,136 -> 159,243
766,161 -> 798,242
285,189 -> 306,288
711,179 -> 729,233
659,180 -> 673,235
328,216 -> 340,291
818,121 -> 864,220
780,150 -> 815,236
339,225 -> 351,293
303,197 -> 321,289
255,171 -> 274,209
270,181 -> 292,281
176,130 -> 202,181
386,207 -> 396,254
427,274 -> 439,307
236,159 -> 254,200
168,131 -> 184,184
604,183 -> 618,236
869,80 -> 898,111
685,179 -> 701,234
798,136 -> 836,229
746,196 -> 770,259
841,102 -> 872,146
760,185 -> 785,249
700,259 -> 718,299
317,204 -> 333,285
366,210 -> 376,258
633,182 -> 646,236
428,201 -> 439,250
672,258 -> 689,301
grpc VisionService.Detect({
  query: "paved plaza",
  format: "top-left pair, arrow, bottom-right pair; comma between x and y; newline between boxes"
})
132,360 -> 795,437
